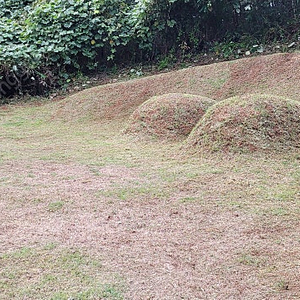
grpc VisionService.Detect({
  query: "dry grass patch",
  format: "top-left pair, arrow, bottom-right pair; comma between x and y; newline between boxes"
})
124,93 -> 215,140
185,94 -> 300,153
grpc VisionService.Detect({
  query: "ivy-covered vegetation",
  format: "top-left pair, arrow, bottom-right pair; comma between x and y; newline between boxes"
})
1,0 -> 300,100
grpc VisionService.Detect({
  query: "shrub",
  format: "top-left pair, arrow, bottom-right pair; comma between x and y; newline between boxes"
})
0,0 -> 142,99
1,0 -> 300,100
23,0 -> 135,69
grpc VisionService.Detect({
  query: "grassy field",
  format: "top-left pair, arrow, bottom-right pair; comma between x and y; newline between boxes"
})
1,53 -> 300,299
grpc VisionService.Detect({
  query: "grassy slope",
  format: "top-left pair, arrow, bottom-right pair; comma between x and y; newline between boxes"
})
56,53 -> 300,122
0,53 -> 300,299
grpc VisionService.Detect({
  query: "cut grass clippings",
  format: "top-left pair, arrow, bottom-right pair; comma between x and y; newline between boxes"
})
185,94 -> 300,153
124,93 -> 215,140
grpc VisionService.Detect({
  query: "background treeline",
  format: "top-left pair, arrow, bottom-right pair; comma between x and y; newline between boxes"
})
1,0 -> 300,99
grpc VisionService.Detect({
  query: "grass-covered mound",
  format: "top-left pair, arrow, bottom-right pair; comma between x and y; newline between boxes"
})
124,93 -> 215,140
185,94 -> 300,152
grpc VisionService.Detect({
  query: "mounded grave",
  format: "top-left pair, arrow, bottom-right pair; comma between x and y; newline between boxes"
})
124,93 -> 215,140
185,94 -> 300,152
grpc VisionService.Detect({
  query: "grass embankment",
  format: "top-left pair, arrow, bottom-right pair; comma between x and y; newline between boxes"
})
124,93 -> 215,140
186,94 -> 300,152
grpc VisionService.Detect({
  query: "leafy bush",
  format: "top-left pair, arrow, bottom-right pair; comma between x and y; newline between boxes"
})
0,0 -> 142,99
0,0 -> 300,100
0,0 -> 34,18
23,0 -> 135,69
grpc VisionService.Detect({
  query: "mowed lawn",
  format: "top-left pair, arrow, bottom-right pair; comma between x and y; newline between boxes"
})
1,54 -> 300,299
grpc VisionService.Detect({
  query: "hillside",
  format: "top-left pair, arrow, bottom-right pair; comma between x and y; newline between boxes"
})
55,53 -> 300,122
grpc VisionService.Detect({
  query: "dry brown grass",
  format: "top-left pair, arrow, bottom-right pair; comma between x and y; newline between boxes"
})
124,93 -> 215,140
54,53 -> 300,123
185,94 -> 300,153
1,53 -> 300,300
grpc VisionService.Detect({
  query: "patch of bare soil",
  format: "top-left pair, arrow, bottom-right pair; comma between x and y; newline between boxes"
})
124,93 -> 215,140
185,94 -> 300,153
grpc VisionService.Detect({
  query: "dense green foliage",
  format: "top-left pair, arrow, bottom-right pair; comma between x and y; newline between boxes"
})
1,0 -> 300,99
0,0 -> 140,97
144,0 -> 300,56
